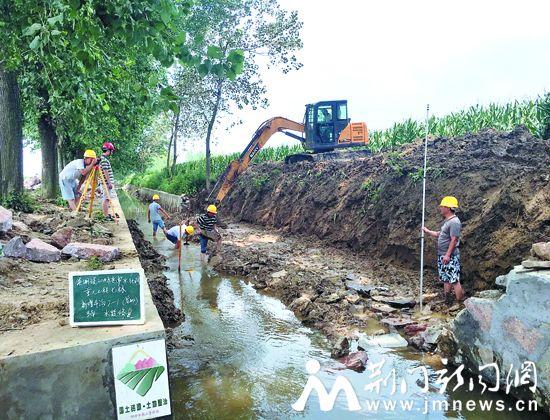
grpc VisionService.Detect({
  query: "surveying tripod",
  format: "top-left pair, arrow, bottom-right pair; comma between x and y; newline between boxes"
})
75,162 -> 117,220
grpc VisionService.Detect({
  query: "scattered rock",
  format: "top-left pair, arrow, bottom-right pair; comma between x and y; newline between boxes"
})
271,269 -> 288,279
3,236 -> 27,258
345,273 -> 357,281
0,206 -> 13,233
67,218 -> 88,229
331,336 -> 350,358
91,224 -> 112,237
476,289 -> 504,300
345,294 -> 361,304
62,242 -> 120,262
50,227 -> 73,249
350,304 -> 365,315
421,292 -> 439,302
321,292 -> 343,304
380,316 -> 415,328
531,242 -> 550,261
289,296 -> 311,317
521,259 -> 550,269
372,295 -> 416,308
58,319 -> 68,327
370,302 -> 397,314
404,323 -> 428,336
12,221 -> 31,233
25,238 -> 61,262
338,351 -> 368,372
409,324 -> 444,351
358,333 -> 408,349
345,281 -> 374,297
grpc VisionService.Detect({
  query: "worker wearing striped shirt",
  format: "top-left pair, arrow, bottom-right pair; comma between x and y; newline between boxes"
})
196,204 -> 221,258
99,142 -> 116,219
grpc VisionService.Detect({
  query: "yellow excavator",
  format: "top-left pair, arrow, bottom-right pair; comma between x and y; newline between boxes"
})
209,100 -> 369,203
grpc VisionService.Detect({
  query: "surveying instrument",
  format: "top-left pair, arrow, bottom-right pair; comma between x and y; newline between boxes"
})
75,158 -> 117,221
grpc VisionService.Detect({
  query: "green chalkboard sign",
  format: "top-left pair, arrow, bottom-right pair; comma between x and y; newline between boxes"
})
69,269 -> 146,327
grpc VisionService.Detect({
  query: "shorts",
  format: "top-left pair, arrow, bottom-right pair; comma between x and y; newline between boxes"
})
152,219 -> 165,234
166,232 -> 178,244
59,177 -> 78,200
437,254 -> 461,284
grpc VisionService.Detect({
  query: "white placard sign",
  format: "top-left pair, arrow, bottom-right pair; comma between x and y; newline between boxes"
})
112,339 -> 171,419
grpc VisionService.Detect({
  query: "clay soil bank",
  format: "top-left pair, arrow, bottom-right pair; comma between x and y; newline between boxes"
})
222,126 -> 550,290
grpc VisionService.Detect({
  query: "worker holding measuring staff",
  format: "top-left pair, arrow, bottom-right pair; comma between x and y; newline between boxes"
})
422,196 -> 464,303
58,149 -> 98,210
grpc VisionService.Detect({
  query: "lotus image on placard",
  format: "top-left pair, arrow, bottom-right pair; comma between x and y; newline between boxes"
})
116,348 -> 165,396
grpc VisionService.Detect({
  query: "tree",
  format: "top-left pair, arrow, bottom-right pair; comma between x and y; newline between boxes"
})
170,0 -> 302,190
0,67 -> 23,198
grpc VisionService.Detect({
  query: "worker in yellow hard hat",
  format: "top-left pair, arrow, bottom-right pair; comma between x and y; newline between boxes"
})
196,204 -> 222,260
58,149 -> 99,210
165,222 -> 195,249
147,193 -> 171,238
423,196 -> 464,303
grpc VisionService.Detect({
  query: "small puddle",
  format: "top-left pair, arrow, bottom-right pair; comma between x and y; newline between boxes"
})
119,191 -> 541,419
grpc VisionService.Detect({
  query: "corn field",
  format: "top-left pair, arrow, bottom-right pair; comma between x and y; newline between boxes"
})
131,94 -> 549,195
369,94 -> 550,152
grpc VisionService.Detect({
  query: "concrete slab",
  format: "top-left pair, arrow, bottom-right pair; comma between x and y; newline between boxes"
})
0,198 -> 166,418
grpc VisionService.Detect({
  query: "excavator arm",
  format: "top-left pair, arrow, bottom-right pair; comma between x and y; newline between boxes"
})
208,117 -> 304,203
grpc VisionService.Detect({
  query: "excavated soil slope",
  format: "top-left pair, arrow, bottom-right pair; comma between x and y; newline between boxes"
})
223,126 -> 550,289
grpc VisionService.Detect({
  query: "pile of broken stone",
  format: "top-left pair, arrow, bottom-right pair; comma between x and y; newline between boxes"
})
0,205 -> 119,263
521,242 -> 550,269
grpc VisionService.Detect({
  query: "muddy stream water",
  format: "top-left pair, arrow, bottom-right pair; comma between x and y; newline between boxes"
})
119,191 -> 534,420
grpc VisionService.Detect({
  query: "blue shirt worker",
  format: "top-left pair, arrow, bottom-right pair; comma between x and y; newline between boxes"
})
166,223 -> 195,249
196,204 -> 221,258
423,196 -> 464,304
147,194 -> 170,238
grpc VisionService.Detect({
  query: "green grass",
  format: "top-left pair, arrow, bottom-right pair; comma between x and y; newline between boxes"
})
130,144 -> 302,195
86,256 -> 104,270
1,190 -> 38,213
129,94 -> 550,195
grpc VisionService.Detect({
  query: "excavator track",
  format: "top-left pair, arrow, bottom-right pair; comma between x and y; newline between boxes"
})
284,149 -> 372,164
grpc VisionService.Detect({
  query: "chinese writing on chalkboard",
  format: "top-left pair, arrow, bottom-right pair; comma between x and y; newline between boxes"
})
70,270 -> 145,326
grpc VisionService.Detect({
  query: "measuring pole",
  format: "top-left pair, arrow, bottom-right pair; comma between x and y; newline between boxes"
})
178,224 -> 183,272
419,104 -> 430,312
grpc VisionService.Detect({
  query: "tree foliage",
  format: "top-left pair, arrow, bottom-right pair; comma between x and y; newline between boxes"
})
169,0 -> 303,189
0,0 -> 246,197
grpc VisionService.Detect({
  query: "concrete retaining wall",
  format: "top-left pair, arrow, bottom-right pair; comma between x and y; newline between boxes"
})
0,200 -> 166,419
442,266 -> 550,410
125,185 -> 182,212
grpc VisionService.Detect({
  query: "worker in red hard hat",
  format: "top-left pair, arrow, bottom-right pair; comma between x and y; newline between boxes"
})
98,141 -> 117,219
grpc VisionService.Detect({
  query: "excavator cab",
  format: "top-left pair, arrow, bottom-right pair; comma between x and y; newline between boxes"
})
209,99 -> 369,202
303,100 -> 366,152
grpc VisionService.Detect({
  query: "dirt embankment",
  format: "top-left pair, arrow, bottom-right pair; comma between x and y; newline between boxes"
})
223,126 -> 550,290
127,219 -> 184,327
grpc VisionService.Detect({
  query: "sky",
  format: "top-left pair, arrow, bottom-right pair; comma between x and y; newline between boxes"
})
24,0 -> 550,176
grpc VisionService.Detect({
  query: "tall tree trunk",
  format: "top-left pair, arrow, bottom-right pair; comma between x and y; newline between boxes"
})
0,66 -> 23,199
205,80 -> 223,192
171,104 -> 182,176
166,128 -> 173,171
38,113 -> 58,199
